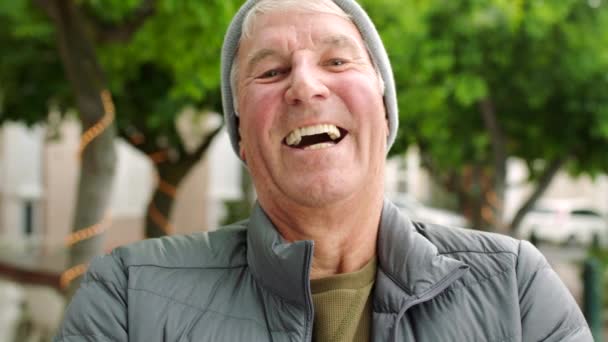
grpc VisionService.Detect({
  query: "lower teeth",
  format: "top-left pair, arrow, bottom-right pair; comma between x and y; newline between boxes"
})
304,142 -> 334,150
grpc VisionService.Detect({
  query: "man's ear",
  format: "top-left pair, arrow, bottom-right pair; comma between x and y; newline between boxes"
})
239,140 -> 247,162
238,125 -> 247,162
385,116 -> 390,137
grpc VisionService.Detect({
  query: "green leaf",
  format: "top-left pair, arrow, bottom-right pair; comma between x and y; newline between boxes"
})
453,74 -> 488,107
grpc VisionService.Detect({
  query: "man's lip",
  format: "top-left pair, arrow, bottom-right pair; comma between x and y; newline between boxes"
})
282,127 -> 349,148
285,122 -> 346,133
282,124 -> 348,142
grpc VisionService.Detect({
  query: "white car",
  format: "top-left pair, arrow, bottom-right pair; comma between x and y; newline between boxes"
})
390,194 -> 469,228
516,202 -> 608,246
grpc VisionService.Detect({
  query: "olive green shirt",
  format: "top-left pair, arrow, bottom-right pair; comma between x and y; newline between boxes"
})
310,258 -> 377,342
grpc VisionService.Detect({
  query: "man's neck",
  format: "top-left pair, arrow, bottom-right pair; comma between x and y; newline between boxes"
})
261,189 -> 384,279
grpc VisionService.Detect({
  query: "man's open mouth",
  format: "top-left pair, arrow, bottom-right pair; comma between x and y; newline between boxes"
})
283,124 -> 348,150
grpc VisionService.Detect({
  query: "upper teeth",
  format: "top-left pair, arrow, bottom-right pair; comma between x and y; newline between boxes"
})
285,124 -> 341,146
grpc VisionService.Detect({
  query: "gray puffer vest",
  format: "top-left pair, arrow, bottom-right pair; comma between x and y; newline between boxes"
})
55,200 -> 591,341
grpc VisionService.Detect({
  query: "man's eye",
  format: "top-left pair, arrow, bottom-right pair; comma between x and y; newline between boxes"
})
327,59 -> 347,67
259,69 -> 282,78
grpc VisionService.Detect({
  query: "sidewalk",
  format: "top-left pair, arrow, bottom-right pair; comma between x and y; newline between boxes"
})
0,277 -> 64,342
549,257 -> 607,339
552,261 -> 583,304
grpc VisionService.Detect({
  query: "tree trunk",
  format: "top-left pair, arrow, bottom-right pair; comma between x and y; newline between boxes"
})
145,157 -> 200,238
419,132 -> 507,232
145,184 -> 175,238
508,156 -> 567,233
446,165 -> 504,231
479,98 -> 508,232
456,165 -> 489,230
38,0 -> 117,295
140,125 -> 222,238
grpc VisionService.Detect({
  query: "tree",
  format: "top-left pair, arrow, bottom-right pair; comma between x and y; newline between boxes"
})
0,0 -> 237,292
95,0 -> 236,237
363,0 -> 608,231
1,0 -> 119,295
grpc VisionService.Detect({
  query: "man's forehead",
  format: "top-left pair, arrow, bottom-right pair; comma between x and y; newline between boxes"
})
245,33 -> 363,59
240,10 -> 365,51
239,11 -> 367,73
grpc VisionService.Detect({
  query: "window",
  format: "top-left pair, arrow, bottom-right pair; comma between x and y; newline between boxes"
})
23,200 -> 34,236
571,209 -> 601,217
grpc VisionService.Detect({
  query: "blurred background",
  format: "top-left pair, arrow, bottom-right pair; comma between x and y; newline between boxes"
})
0,0 -> 607,340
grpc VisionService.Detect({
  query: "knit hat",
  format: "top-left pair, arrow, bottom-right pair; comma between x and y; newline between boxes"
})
220,0 -> 398,158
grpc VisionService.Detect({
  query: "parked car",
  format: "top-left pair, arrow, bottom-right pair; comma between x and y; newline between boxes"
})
516,201 -> 608,246
391,194 -> 469,228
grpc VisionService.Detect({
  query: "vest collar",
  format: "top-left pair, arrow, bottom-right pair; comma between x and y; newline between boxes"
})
246,199 -> 468,307
375,199 -> 469,310
246,203 -> 313,307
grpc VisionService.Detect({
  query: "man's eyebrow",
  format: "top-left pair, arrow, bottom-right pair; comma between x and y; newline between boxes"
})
320,34 -> 361,50
246,48 -> 279,74
245,35 -> 363,74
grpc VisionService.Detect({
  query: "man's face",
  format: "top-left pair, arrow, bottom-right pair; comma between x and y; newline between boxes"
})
236,10 -> 388,209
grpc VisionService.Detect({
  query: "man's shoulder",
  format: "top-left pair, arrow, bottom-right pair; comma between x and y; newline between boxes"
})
414,221 -> 521,257
111,220 -> 249,270
414,222 -> 546,288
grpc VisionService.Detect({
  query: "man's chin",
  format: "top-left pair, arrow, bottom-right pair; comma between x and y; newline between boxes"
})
282,181 -> 355,209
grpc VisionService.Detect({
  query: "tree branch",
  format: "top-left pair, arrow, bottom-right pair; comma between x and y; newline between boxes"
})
509,155 -> 569,231
191,124 -> 224,161
91,0 -> 157,44
417,142 -> 462,195
32,0 -> 57,21
118,126 -> 158,156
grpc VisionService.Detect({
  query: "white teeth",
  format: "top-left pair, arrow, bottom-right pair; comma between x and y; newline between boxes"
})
286,130 -> 302,146
328,125 -> 340,140
285,124 -> 341,146
304,142 -> 334,150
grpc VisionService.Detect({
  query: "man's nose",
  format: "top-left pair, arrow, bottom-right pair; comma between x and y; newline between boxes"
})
284,63 -> 330,106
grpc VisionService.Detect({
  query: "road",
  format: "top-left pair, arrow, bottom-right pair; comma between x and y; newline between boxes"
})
538,243 -> 588,264
537,243 -> 608,339
537,243 -> 587,304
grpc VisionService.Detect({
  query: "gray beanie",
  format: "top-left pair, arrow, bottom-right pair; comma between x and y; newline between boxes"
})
220,0 -> 398,158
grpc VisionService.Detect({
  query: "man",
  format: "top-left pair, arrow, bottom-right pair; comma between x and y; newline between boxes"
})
55,0 -> 591,341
